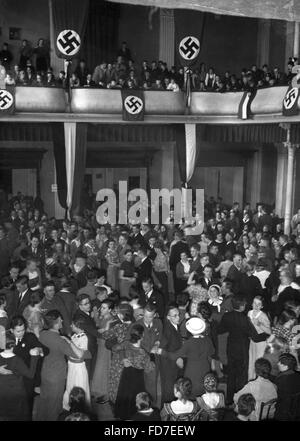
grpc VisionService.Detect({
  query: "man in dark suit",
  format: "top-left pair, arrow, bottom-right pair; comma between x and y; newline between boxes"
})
225,232 -> 236,256
169,231 -> 190,293
12,275 -> 33,317
218,294 -> 269,404
139,277 -> 164,319
2,316 -> 48,418
226,253 -> 244,294
134,304 -> 163,407
198,265 -> 219,290
136,247 -> 153,289
190,244 -> 201,273
275,353 -> 300,420
73,294 -> 98,378
25,236 -> 45,268
239,262 -> 263,310
160,305 -> 183,403
129,225 -> 146,248
56,281 -> 77,321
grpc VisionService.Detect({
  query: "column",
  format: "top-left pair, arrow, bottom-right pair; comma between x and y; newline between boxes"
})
159,9 -> 175,69
285,21 -> 295,66
284,138 -> 299,234
256,19 -> 271,67
48,0 -> 64,75
294,22 -> 300,59
161,143 -> 174,190
275,143 -> 287,218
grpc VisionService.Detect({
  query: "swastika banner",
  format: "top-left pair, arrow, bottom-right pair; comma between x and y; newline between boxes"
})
121,90 -> 145,121
238,89 -> 257,120
282,86 -> 299,116
0,87 -> 15,116
52,0 -> 89,60
178,36 -> 200,67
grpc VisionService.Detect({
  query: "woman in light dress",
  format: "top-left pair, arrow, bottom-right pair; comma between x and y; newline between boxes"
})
248,296 -> 271,380
22,291 -> 44,338
63,317 -> 91,411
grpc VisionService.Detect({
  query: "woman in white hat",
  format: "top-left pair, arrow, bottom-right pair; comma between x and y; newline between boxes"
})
153,317 -> 214,396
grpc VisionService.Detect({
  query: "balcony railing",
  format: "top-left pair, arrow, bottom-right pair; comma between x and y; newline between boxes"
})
9,85 -> 298,121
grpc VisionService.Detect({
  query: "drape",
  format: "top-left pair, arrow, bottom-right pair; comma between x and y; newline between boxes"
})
82,0 -> 120,71
106,0 -> 300,22
52,0 -> 90,59
64,123 -> 77,214
185,123 -> 198,183
52,123 -> 68,209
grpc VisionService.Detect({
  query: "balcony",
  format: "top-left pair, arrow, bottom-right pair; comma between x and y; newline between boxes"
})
3,85 -> 299,125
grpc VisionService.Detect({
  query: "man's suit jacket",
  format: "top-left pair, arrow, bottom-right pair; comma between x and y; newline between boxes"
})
226,265 -> 244,293
160,319 -> 182,353
239,274 -> 263,308
129,233 -> 146,248
190,256 -> 201,273
17,288 -> 34,316
136,257 -> 153,287
14,331 -> 49,366
139,288 -> 165,319
56,289 -> 77,322
275,370 -> 300,420
198,277 -> 219,290
25,245 -> 45,265
218,310 -> 268,361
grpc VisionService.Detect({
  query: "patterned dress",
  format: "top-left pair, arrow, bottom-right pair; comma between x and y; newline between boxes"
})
114,341 -> 155,420
101,321 -> 132,403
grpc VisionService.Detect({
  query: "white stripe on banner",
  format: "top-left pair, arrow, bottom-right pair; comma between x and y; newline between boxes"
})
64,122 -> 77,217
185,123 -> 197,183
241,92 -> 250,120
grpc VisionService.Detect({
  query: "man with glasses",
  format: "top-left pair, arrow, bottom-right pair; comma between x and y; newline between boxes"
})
73,293 -> 98,378
159,305 -> 183,403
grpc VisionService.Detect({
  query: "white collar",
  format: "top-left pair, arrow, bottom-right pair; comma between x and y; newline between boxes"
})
1,352 -> 15,358
141,256 -> 147,263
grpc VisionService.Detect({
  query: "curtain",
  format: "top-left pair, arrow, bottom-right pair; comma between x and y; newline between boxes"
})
175,124 -> 186,186
52,0 -> 90,59
64,123 -> 77,214
52,123 -> 68,209
185,123 -> 198,183
106,0 -> 300,22
82,0 -> 120,71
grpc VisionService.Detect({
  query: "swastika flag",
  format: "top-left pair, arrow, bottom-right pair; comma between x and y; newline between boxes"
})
52,0 -> 89,60
178,36 -> 200,67
0,87 -> 15,116
282,86 -> 299,116
121,90 -> 145,121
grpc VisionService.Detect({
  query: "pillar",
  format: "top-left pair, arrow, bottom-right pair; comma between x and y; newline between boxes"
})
159,9 -> 175,69
257,19 -> 271,67
283,135 -> 299,234
161,143 -> 174,190
48,0 -> 64,75
294,21 -> 300,59
275,143 -> 287,218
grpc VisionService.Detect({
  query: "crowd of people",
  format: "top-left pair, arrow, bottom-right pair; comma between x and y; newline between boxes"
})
0,39 -> 298,92
0,190 -> 299,421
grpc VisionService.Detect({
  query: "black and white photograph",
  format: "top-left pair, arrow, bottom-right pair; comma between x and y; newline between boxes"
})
0,0 -> 300,427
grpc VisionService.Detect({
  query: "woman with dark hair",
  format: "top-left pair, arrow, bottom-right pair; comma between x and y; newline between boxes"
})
248,296 -> 271,380
58,387 -> 96,421
131,392 -> 161,421
234,358 -> 277,420
0,334 -> 39,420
101,303 -> 134,404
22,290 -> 44,338
91,299 -> 115,404
36,310 -> 85,421
161,377 -> 205,421
114,323 -> 155,420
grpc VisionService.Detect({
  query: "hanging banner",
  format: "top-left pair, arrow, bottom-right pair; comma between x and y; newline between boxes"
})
122,90 -> 145,121
238,90 -> 257,120
52,0 -> 89,60
178,36 -> 200,67
0,87 -> 15,116
282,86 -> 299,117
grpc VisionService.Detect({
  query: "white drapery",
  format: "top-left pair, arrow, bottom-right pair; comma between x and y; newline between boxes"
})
185,123 -> 197,184
64,122 -> 77,215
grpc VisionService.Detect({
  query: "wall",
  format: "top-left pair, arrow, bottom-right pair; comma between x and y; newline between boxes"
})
0,0 -> 49,67
269,20 -> 286,71
12,168 -> 36,197
118,4 -> 160,66
177,12 -> 259,74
